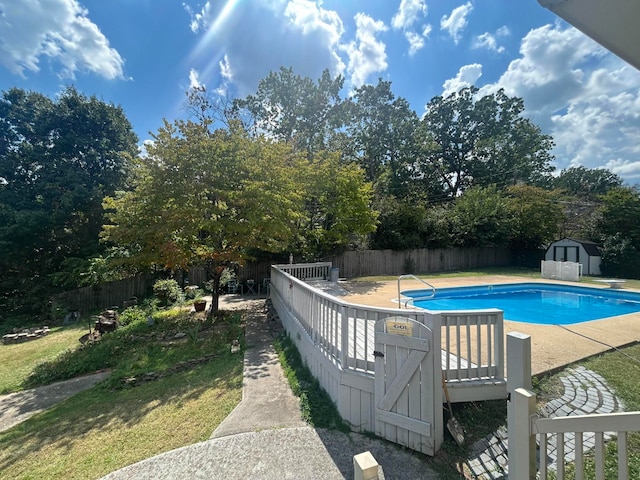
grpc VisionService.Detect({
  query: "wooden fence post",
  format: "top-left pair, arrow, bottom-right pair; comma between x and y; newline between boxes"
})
511,388 -> 537,479
507,332 -> 533,478
340,304 -> 349,367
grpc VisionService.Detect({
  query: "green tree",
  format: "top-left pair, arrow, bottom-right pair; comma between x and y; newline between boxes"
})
553,166 -> 622,240
343,80 -> 422,191
102,120 -> 305,314
593,187 -> 640,279
599,233 -> 640,279
343,80 -> 444,250
595,187 -> 640,244
232,67 -> 346,156
298,152 -> 378,258
506,184 -> 563,253
451,185 -> 513,247
0,87 -> 138,314
421,87 -> 555,197
554,166 -> 623,200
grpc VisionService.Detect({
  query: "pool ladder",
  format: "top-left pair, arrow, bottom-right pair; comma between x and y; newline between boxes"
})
397,274 -> 436,309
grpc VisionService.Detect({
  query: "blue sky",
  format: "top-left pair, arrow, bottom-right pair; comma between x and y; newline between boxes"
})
2,0 -> 640,184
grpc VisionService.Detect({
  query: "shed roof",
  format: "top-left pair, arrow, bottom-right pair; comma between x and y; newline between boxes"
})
549,238 -> 601,257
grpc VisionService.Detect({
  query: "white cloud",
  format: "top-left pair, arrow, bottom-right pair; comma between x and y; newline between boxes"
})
219,54 -> 233,82
183,1 -> 211,33
496,26 -> 510,37
214,55 -> 233,96
283,0 -> 345,74
391,0 -> 429,55
486,23 -> 640,182
391,0 -> 426,30
440,2 -> 473,45
187,1 -> 346,95
189,69 -> 203,89
473,32 -> 506,54
442,63 -> 483,97
486,24 -> 608,114
342,13 -> 388,88
0,0 -> 125,79
405,31 -> 424,56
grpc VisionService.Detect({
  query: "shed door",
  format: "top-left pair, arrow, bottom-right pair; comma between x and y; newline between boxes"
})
554,245 -> 579,262
374,316 -> 438,456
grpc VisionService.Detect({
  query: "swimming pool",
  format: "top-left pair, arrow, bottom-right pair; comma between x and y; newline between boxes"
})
402,283 -> 640,325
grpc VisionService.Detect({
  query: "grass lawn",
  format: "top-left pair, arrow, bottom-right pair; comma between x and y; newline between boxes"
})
0,357 -> 242,480
0,323 -> 88,394
0,305 -> 244,480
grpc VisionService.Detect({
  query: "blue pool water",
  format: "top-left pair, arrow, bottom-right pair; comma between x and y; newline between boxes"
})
403,283 -> 640,325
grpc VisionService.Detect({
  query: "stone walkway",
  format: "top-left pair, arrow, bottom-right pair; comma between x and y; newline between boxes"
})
462,365 -> 624,479
0,370 -> 110,433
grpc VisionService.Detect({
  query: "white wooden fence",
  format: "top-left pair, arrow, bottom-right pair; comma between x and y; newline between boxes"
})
541,260 -> 582,282
270,263 -> 507,455
508,333 -> 640,479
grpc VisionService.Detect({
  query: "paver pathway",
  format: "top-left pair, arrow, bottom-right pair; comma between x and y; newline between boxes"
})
462,365 -> 624,479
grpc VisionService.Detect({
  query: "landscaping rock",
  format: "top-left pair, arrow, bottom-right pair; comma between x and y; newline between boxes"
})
2,326 -> 50,345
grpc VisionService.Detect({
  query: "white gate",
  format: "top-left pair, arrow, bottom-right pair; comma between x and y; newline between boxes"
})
374,316 -> 441,455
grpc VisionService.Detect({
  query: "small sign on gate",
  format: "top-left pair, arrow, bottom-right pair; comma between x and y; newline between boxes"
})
385,317 -> 413,336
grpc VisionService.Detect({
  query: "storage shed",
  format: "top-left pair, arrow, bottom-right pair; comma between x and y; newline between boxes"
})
545,238 -> 602,276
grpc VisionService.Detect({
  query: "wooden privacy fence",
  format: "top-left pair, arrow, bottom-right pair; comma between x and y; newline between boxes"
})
329,247 -> 513,278
187,247 -> 514,286
52,274 -> 157,314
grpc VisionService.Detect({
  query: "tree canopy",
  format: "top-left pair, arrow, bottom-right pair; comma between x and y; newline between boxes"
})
554,166 -> 623,200
102,115 -> 377,312
102,119 -> 307,312
0,86 -> 138,313
422,87 -> 555,197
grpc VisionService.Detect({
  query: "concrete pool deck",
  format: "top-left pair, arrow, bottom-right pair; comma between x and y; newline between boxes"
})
334,275 -> 640,376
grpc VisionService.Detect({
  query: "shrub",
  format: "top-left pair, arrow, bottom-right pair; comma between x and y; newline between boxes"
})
600,234 -> 640,279
118,306 -> 147,326
153,279 -> 183,306
183,287 -> 203,300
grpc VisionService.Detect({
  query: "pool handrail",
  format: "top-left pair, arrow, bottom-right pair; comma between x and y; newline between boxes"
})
397,274 -> 436,308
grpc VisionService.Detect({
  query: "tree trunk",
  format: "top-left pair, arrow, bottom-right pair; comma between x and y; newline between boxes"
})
206,266 -> 222,317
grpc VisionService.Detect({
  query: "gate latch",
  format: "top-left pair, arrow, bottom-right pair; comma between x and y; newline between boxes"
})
373,350 -> 384,358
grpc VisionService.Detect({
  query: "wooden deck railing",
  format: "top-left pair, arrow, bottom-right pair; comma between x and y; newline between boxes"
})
271,265 -> 505,388
511,387 -> 640,480
440,310 -> 504,382
507,333 -> 640,480
273,262 -> 331,281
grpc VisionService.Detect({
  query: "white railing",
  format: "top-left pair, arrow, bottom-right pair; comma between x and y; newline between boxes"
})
274,262 -> 331,281
541,260 -> 582,282
440,309 -> 504,382
271,264 -> 505,384
511,388 -> 640,480
508,333 -> 640,480
397,274 -> 436,308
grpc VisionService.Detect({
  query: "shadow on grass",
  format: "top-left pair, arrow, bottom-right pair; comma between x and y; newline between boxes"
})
0,305 -> 251,477
0,355 -> 243,476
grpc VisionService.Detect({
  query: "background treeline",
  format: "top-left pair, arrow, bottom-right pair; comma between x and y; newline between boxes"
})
2,68 -> 639,318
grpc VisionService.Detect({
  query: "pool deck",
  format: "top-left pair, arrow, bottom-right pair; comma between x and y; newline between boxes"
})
336,275 -> 640,376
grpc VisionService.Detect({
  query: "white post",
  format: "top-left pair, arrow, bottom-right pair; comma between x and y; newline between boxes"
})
340,304 -> 349,367
511,388 -> 537,479
507,332 -> 533,477
494,312 -> 505,380
353,451 -> 379,480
